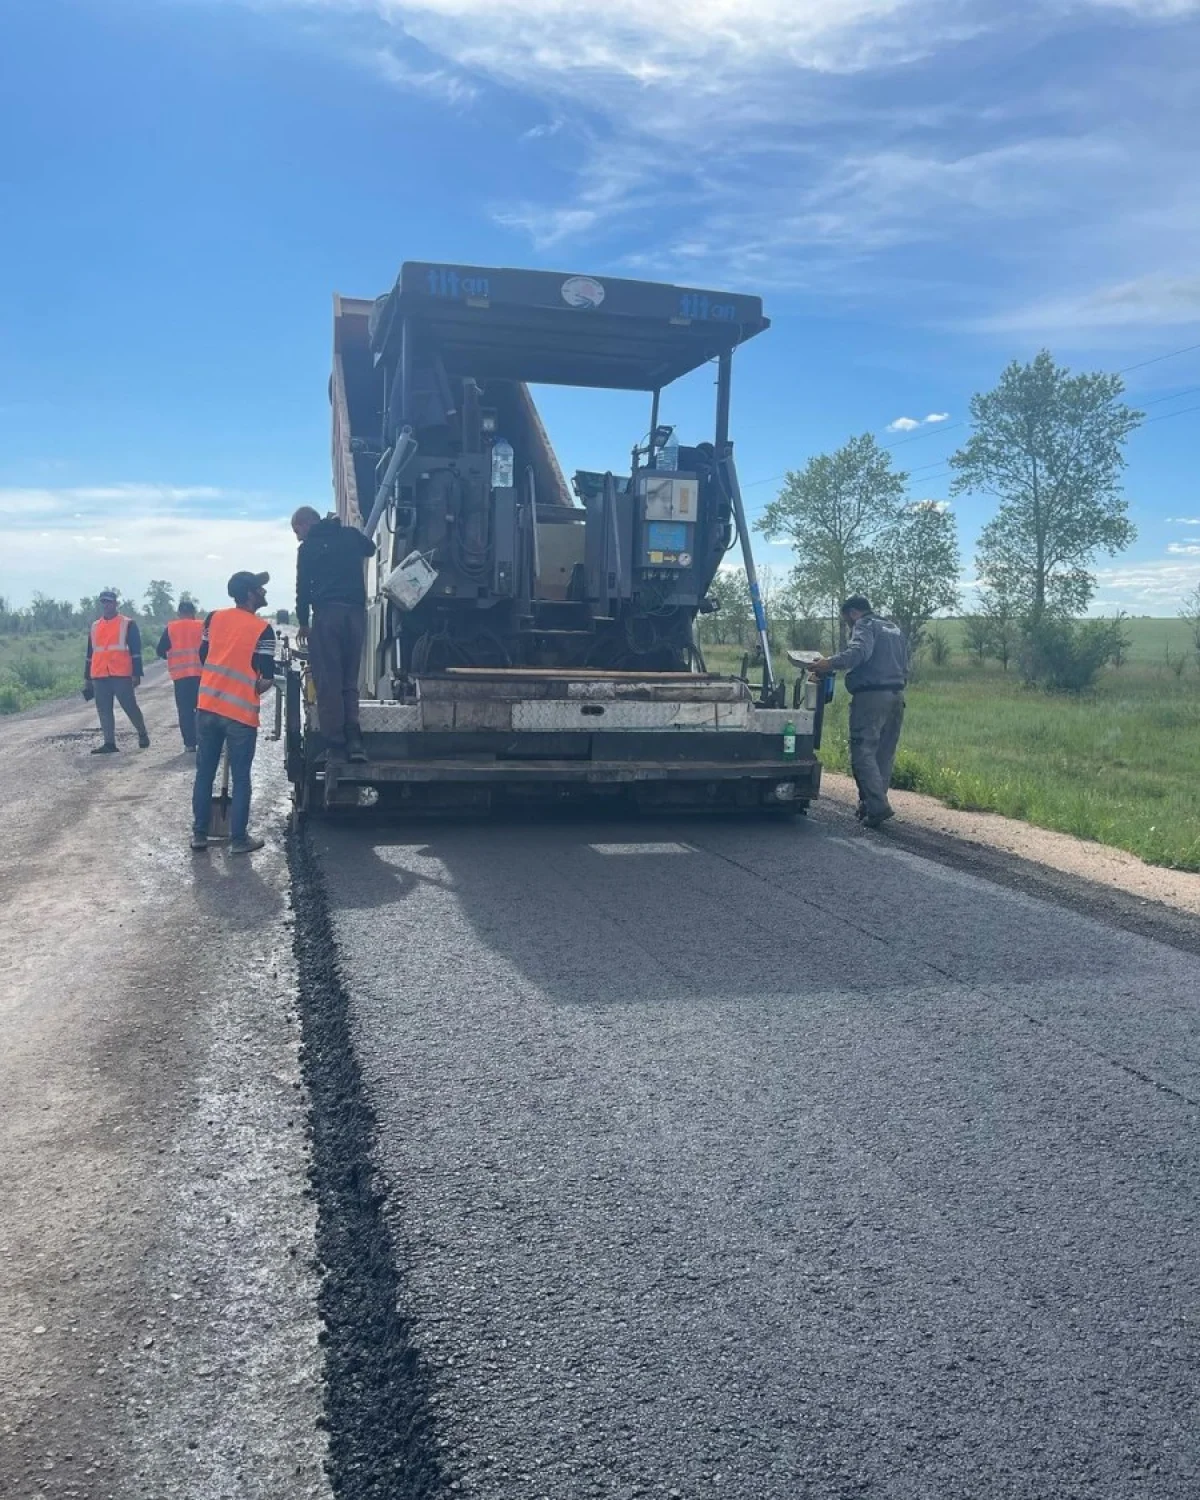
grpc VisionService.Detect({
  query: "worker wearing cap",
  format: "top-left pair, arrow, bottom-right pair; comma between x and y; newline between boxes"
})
83,589 -> 150,754
291,505 -> 374,762
156,598 -> 204,751
190,572 -> 276,854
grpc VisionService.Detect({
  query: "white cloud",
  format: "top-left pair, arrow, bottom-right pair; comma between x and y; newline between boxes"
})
1093,558 -> 1200,606
1167,516 -> 1200,525
886,411 -> 950,431
1167,542 -> 1200,555
0,486 -> 301,610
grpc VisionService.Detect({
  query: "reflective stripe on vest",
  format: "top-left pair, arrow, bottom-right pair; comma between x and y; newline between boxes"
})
90,615 -> 134,678
197,608 -> 265,727
165,617 -> 204,680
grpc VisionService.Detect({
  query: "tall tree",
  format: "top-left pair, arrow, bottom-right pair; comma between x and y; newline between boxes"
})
950,351 -> 1141,624
757,434 -> 907,644
1181,585 -> 1200,660
870,500 -> 960,653
698,567 -> 754,647
144,579 -> 176,620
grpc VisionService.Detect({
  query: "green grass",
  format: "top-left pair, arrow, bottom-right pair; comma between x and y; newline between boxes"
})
0,631 -> 88,714
705,640 -> 1200,872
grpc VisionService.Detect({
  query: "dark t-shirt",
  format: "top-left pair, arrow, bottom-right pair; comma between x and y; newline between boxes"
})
296,518 -> 375,626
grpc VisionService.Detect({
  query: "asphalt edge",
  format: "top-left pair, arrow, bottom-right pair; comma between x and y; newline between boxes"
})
828,803 -> 1200,958
287,822 -> 448,1500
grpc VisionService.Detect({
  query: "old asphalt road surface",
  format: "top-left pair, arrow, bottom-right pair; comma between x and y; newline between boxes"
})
303,804 -> 1200,1500
0,670 -> 329,1499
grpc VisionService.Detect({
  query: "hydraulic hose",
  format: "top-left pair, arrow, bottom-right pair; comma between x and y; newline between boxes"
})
364,427 -> 417,539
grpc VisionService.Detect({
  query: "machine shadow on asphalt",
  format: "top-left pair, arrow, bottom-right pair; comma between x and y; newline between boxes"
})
303,806 -> 1136,1009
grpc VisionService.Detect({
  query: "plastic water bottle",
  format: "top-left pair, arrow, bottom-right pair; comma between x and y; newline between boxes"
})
491,438 -> 514,489
782,719 -> 796,759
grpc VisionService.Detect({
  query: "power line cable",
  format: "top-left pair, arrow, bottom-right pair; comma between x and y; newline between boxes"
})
740,341 -> 1200,493
1116,342 -> 1200,376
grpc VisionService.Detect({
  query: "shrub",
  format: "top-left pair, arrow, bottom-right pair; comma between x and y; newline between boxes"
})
927,627 -> 952,667
0,684 -> 25,714
13,657 -> 59,691
1021,618 -> 1124,694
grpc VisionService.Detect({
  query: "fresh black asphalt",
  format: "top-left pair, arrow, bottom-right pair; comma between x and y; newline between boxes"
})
295,807 -> 1200,1500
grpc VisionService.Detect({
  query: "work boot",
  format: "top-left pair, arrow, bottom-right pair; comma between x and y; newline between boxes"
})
345,726 -> 368,764
190,833 -> 209,851
865,806 -> 895,830
91,742 -> 118,755
854,802 -> 866,821
138,733 -> 151,749
230,835 -> 266,855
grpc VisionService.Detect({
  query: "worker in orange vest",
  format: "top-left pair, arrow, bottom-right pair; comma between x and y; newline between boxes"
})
155,598 -> 204,751
83,589 -> 150,754
190,571 -> 276,854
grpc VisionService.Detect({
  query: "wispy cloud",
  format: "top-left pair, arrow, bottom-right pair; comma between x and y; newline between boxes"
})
237,0 -> 1200,331
1167,541 -> 1200,555
980,272 -> 1200,335
0,484 -> 228,520
1093,558 -> 1200,605
362,43 -> 478,105
1167,516 -> 1200,525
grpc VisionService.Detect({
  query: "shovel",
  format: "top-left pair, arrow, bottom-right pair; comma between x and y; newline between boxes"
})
209,745 -> 232,841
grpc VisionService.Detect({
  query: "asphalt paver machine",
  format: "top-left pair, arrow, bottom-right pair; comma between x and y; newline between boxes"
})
284,261 -> 828,815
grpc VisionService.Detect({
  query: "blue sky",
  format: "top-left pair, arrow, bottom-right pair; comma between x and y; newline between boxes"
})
2,0 -> 1199,613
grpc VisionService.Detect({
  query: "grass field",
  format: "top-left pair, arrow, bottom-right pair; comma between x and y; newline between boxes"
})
0,631 -> 88,714
707,620 -> 1200,872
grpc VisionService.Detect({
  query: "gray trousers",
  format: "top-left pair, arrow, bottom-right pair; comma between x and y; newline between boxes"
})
308,602 -> 365,745
93,676 -> 148,745
848,689 -> 905,819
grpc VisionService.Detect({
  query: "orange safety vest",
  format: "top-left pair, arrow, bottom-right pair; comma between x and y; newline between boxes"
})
197,608 -> 267,727
89,615 -> 134,678
165,617 -> 204,680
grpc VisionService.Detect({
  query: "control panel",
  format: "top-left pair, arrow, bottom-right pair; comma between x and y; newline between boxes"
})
637,473 -> 698,569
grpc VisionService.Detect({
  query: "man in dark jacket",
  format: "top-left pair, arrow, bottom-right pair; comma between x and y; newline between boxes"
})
805,595 -> 908,828
291,507 -> 375,761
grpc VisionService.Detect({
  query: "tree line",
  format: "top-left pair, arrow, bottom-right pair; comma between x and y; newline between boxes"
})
0,580 -> 196,636
700,350 -> 1154,692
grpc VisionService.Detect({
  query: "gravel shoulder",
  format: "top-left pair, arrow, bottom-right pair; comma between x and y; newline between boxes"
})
0,674 -> 329,1500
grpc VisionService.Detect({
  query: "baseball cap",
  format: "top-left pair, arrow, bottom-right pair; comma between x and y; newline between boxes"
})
227,570 -> 270,601
98,588 -> 118,603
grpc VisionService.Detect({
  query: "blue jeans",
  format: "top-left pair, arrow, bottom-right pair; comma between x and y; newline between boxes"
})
192,710 -> 258,841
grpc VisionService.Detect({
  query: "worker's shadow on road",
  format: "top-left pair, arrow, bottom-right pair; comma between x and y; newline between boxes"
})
187,846 -> 287,929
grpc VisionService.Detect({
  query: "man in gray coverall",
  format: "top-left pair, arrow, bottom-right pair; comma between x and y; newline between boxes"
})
805,595 -> 908,828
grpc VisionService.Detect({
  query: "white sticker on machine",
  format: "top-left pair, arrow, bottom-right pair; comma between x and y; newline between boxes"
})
561,276 -> 606,309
